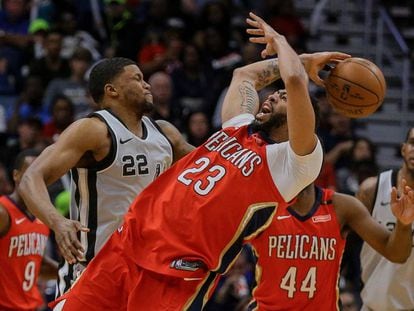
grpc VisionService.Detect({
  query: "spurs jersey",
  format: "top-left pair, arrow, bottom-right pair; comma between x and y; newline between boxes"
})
119,114 -> 322,308
360,170 -> 414,311
0,196 -> 49,311
57,109 -> 173,295
247,187 -> 345,311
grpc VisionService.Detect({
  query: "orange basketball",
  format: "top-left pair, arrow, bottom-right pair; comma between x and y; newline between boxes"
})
325,57 -> 386,118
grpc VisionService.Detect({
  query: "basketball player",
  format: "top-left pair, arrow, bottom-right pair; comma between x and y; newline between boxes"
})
18,57 -> 194,296
246,180 -> 414,310
49,13 -> 351,310
358,127 -> 414,311
0,149 -> 51,310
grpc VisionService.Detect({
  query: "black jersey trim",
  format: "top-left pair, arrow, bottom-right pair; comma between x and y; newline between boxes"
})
184,272 -> 219,310
85,170 -> 98,262
247,124 -> 276,144
287,186 -> 323,221
391,169 -> 398,187
89,112 -> 117,171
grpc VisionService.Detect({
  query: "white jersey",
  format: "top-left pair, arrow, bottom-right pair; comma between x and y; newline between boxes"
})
57,109 -> 173,295
360,169 -> 414,311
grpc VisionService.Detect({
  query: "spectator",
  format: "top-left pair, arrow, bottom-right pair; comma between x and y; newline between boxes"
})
147,71 -> 182,129
183,110 -> 211,146
0,0 -> 32,93
7,75 -> 47,133
57,11 -> 101,61
0,117 -> 45,177
102,0 -> 142,59
42,95 -> 74,143
28,31 -> 71,87
336,137 -> 378,195
43,47 -> 93,119
170,43 -> 209,119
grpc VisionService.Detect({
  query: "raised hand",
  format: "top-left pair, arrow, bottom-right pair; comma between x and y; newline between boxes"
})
300,52 -> 351,87
391,179 -> 414,226
246,12 -> 286,59
52,218 -> 89,264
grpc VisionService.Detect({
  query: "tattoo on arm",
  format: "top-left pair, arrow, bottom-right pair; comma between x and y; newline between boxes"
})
238,80 -> 259,115
256,60 -> 281,89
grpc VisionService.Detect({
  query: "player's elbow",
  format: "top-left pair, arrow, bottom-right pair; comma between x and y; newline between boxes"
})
386,250 -> 411,264
283,71 -> 308,87
232,67 -> 256,86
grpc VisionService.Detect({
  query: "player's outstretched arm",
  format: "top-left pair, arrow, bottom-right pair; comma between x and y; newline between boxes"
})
18,118 -> 110,264
336,188 -> 413,263
156,120 -> 195,162
220,12 -> 350,125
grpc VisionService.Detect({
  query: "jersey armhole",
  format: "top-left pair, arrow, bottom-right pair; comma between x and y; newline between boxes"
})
89,114 -> 117,171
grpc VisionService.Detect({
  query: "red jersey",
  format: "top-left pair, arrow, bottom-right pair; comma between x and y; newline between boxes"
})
122,125 -> 287,279
248,187 -> 345,311
0,196 -> 50,311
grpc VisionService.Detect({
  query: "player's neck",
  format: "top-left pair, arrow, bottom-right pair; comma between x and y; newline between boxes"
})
290,185 -> 315,216
9,192 -> 27,212
112,107 -> 145,138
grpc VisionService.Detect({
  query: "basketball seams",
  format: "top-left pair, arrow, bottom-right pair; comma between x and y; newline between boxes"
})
326,74 -> 379,107
347,59 -> 386,96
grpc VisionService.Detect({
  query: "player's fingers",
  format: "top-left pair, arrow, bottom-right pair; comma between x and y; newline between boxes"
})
246,18 -> 260,28
249,12 -> 265,24
261,49 -> 267,59
58,239 -> 77,264
246,29 -> 264,35
73,221 -> 90,233
328,52 -> 351,60
391,187 -> 398,204
249,37 -> 267,44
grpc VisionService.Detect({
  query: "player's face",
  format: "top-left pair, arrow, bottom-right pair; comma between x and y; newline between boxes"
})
254,90 -> 288,130
402,128 -> 414,172
114,65 -> 153,112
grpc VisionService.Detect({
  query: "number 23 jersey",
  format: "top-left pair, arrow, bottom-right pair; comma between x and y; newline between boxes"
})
121,114 -> 323,279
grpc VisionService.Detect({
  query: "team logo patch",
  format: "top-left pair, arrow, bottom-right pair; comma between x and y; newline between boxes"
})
312,214 -> 331,223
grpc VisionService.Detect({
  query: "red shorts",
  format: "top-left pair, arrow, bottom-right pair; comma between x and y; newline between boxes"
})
50,231 -> 218,310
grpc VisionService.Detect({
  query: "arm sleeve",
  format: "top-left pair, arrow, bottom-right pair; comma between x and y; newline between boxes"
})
266,138 -> 323,202
222,114 -> 255,129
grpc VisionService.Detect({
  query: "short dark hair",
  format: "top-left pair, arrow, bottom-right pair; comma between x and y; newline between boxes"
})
13,149 -> 40,171
88,57 -> 136,104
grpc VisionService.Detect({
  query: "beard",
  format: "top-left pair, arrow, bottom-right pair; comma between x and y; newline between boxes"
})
250,112 -> 287,134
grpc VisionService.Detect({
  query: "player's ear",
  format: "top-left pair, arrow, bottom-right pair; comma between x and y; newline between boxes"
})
104,84 -> 118,98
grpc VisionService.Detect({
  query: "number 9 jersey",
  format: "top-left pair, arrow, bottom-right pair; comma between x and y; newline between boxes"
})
0,196 -> 49,311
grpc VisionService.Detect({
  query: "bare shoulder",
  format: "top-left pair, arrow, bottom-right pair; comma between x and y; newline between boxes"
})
333,191 -> 370,229
56,117 -> 110,150
356,176 -> 378,213
155,120 -> 195,162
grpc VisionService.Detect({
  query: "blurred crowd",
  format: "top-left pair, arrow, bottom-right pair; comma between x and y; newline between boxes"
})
0,0 -> 388,309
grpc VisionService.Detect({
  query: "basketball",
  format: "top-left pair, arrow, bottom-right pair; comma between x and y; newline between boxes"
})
324,57 -> 386,118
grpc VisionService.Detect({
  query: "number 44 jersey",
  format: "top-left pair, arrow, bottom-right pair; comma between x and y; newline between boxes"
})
248,187 -> 346,311
0,196 -> 49,311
